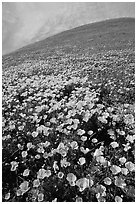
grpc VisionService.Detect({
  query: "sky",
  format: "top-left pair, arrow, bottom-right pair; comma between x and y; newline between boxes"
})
2,2 -> 135,55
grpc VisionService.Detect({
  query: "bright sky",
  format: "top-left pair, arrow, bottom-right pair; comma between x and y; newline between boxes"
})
2,2 -> 135,55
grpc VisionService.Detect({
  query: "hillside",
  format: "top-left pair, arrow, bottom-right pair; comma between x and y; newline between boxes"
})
2,18 -> 135,202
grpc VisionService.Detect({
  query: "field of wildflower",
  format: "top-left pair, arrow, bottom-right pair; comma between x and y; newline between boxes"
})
2,18 -> 135,202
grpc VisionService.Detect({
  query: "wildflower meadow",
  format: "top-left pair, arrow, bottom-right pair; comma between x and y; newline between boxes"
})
2,18 -> 135,202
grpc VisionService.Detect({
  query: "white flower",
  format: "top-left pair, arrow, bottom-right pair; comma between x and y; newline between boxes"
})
126,135 -> 135,143
19,181 -> 30,195
104,177 -> 112,185
119,157 -> 127,164
78,157 -> 86,165
93,149 -> 103,157
110,141 -> 119,148
38,193 -> 44,202
88,130 -> 93,135
125,161 -> 135,172
115,196 -> 123,202
81,136 -> 87,142
10,161 -> 19,171
33,179 -> 40,187
77,129 -> 85,136
5,192 -> 10,200
110,165 -> 121,175
22,151 -> 28,158
121,168 -> 129,175
76,178 -> 89,192
23,169 -> 30,177
66,173 -> 77,186
70,141 -> 78,149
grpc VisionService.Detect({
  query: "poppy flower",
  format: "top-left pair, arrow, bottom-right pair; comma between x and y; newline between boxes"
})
66,173 -> 77,186
76,178 -> 89,192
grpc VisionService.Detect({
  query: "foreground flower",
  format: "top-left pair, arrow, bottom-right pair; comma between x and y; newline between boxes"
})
76,178 -> 89,192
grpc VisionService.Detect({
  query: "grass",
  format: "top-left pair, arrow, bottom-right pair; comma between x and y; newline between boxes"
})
2,18 -> 135,202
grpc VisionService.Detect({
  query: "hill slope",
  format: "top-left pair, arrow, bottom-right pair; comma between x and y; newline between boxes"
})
3,18 -> 134,63
2,18 -> 135,202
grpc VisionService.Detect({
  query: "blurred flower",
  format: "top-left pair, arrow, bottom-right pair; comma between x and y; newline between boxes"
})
22,151 -> 28,158
104,177 -> 112,185
119,157 -> 127,164
53,161 -> 59,173
76,178 -> 89,192
124,114 -> 134,125
123,143 -> 131,152
27,142 -> 33,150
80,147 -> 90,154
88,130 -> 93,135
81,136 -> 87,142
77,129 -> 85,136
115,196 -> 123,202
35,154 -> 41,159
37,168 -> 51,179
121,168 -> 129,175
110,165 -> 121,175
23,169 -> 30,177
4,192 -> 10,200
33,179 -> 40,188
58,172 -> 64,179
70,141 -> 78,150
32,131 -> 38,138
38,193 -> 44,202
78,157 -> 86,165
94,149 -> 103,157
95,184 -> 106,197
126,135 -> 135,143
66,173 -> 77,186
92,138 -> 98,143
19,181 -> 30,195
125,161 -> 135,172
114,176 -> 126,189
60,158 -> 70,168
110,141 -> 119,148
10,161 -> 19,171
76,197 -> 83,202
52,198 -> 57,202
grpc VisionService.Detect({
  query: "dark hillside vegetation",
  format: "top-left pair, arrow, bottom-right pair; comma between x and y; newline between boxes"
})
2,18 -> 135,202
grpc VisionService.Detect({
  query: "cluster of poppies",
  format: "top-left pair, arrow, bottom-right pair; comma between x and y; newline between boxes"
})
2,48 -> 135,202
